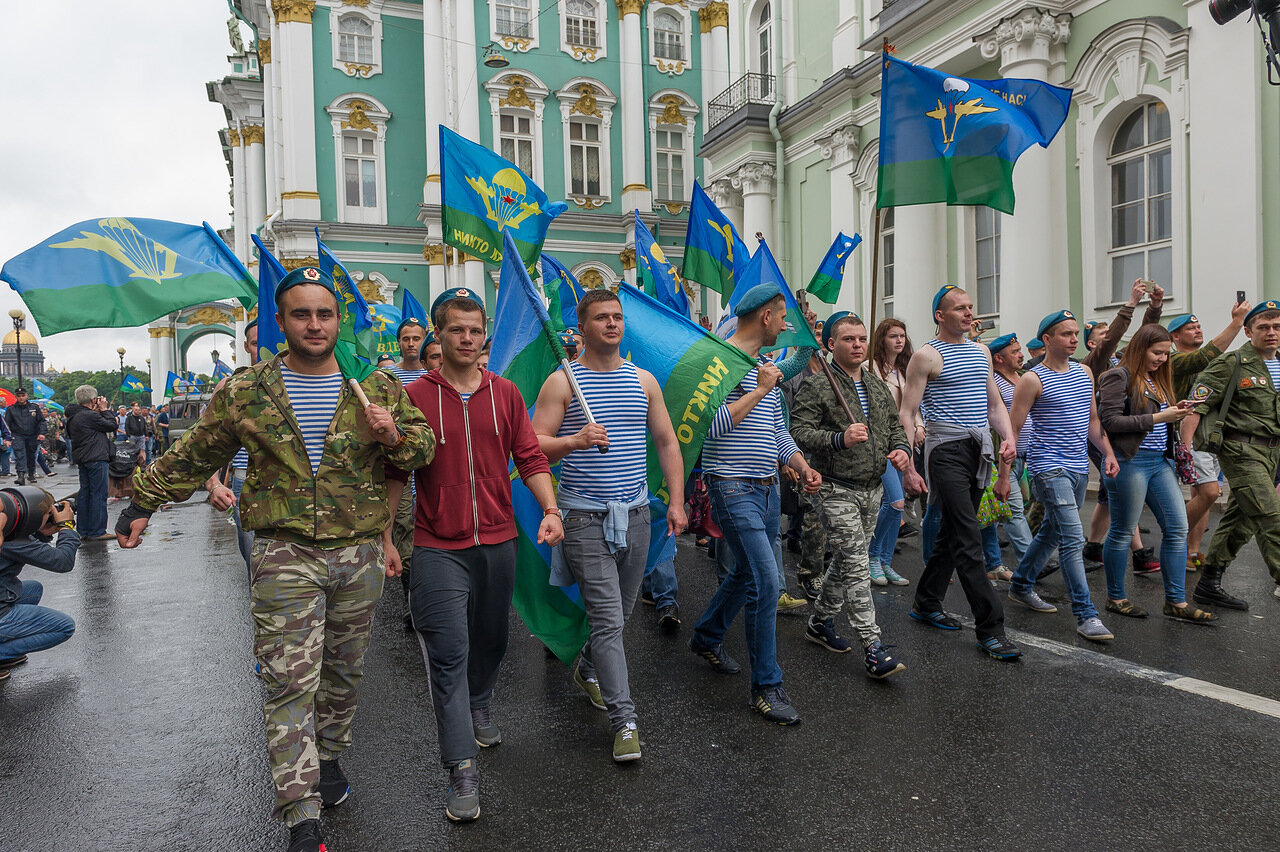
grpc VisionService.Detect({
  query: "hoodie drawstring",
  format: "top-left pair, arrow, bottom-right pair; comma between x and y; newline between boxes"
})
436,383 -> 445,445
490,382 -> 499,437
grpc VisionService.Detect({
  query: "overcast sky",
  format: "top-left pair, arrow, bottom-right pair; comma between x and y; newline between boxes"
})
0,2 -> 238,375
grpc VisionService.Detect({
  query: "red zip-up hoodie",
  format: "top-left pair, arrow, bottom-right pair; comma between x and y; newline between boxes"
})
404,369 -> 551,550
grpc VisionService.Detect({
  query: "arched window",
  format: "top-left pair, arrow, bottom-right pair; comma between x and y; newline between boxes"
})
326,96 -> 391,225
337,15 -> 373,64
1107,102 -> 1171,302
566,0 -> 598,47
654,10 -> 684,61
757,2 -> 772,75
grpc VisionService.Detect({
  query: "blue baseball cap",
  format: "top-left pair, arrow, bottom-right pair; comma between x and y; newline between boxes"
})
988,333 -> 1017,354
821,311 -> 861,350
734,283 -> 784,317
1026,338 -> 1044,352
931,284 -> 960,318
1246,300 -> 1280,325
1036,309 -> 1077,340
1167,314 -> 1198,334
273,266 -> 338,305
431,287 -> 485,320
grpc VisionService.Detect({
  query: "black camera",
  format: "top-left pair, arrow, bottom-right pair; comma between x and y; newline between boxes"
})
0,486 -> 57,540
1210,0 -> 1280,84
56,497 -> 77,513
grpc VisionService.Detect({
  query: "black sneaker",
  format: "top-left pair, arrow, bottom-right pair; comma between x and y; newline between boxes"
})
798,575 -> 822,600
977,634 -> 1023,661
864,640 -> 906,679
287,819 -> 325,852
805,616 -> 852,653
1082,542 -> 1103,564
657,604 -> 681,634
1132,547 -> 1161,575
909,607 -> 961,631
899,522 -> 919,539
640,592 -> 656,606
318,759 -> 350,808
0,668 -> 9,683
750,686 -> 801,725
688,638 -> 741,674
0,654 -> 28,670
446,759 -> 480,822
472,705 -> 502,748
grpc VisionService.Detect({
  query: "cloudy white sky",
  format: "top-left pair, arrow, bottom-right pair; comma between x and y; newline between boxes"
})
0,2 -> 238,374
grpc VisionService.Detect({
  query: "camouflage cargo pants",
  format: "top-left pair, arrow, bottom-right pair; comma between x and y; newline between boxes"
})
392,483 -> 415,597
813,481 -> 883,646
796,489 -> 827,584
250,536 -> 385,826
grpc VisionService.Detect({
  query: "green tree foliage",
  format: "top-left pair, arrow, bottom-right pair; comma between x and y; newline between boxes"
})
0,367 -> 211,407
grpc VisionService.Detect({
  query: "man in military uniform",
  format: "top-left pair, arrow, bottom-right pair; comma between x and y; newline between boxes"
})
1180,299 -> 1280,610
116,267 -> 435,852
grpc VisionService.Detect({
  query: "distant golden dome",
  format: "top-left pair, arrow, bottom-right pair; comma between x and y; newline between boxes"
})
2,329 -> 37,346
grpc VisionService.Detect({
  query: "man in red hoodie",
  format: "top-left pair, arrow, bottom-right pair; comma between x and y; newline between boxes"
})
391,294 -> 562,823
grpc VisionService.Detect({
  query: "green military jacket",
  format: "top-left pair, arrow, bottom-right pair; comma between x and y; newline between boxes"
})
1172,342 -> 1222,402
1191,341 -> 1280,444
791,363 -> 910,490
133,352 -> 436,547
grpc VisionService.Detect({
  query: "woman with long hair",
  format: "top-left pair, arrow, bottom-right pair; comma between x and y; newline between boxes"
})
1097,324 -> 1214,622
867,318 -> 921,586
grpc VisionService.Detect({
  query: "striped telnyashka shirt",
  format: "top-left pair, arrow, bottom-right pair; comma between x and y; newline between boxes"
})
1027,361 -> 1093,476
558,360 -> 649,502
921,338 -> 990,429
279,366 -> 343,474
704,363 -> 803,479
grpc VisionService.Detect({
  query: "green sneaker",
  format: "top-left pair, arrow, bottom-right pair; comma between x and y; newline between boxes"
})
612,721 -> 641,763
573,659 -> 606,710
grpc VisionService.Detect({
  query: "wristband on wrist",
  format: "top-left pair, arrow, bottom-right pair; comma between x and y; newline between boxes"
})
543,507 -> 560,516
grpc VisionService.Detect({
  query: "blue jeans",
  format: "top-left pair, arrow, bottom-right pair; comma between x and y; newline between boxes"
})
714,530 -> 787,596
13,436 -> 38,477
0,580 -> 75,660
868,461 -> 904,567
643,557 -> 678,609
76,460 -> 109,537
693,478 -> 783,691
0,445 -> 10,475
1102,450 -> 1188,603
1013,468 -> 1098,620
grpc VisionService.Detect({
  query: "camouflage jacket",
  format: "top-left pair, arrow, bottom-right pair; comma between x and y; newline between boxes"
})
791,365 -> 910,490
133,353 -> 435,547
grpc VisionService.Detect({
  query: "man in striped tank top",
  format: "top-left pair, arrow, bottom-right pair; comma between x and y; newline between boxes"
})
899,285 -> 1021,660
1008,311 -> 1119,642
533,290 -> 686,763
689,283 -> 822,726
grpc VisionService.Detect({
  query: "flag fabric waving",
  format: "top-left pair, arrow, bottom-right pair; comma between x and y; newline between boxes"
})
316,230 -> 377,381
440,126 -> 568,269
120,374 -> 149,394
251,235 -> 288,362
0,218 -> 257,336
212,359 -> 233,381
400,288 -> 430,331
806,232 -> 862,304
682,183 -> 749,306
541,254 -> 586,333
727,241 -> 821,351
30,378 -> 55,399
363,303 -> 402,364
876,54 -> 1072,214
633,211 -> 689,318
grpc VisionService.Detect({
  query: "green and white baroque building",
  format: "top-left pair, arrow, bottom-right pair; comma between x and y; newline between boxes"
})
207,0 -> 1279,355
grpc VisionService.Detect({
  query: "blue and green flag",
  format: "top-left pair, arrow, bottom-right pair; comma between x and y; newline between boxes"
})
541,254 -> 586,333
316,230 -> 376,381
0,218 -> 256,335
805,232 -> 861,304
30,378 -> 55,399
363,303 -> 402,364
251,234 -> 288,362
212,359 -> 233,381
726,241 -> 821,350
440,126 -> 567,268
633,211 -> 689,318
682,183 -> 749,307
400,288 -> 429,331
120,374 -> 149,394
876,54 -> 1072,214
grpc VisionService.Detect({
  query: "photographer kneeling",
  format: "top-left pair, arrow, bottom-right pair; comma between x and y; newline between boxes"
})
0,488 -> 79,682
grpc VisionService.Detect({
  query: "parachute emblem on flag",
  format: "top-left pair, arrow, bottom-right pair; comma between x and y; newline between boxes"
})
466,168 -> 545,231
926,78 -> 999,149
49,218 -> 182,285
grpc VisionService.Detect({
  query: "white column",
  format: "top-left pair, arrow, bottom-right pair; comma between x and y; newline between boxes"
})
698,2 -> 730,118
832,0 -> 862,74
423,0 -> 446,204
425,245 -> 447,306
618,0 -> 650,211
230,129 -> 248,263
978,8 -> 1070,337
707,178 -> 743,235
259,38 -> 279,217
272,0 -> 321,220
734,162 -> 776,247
148,329 -> 175,407
244,125 -> 267,235
455,0 -> 481,141
893,203 -> 947,338
820,125 -> 860,312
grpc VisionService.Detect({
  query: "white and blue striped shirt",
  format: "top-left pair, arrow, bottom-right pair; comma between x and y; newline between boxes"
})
704,363 -> 803,478
854,381 -> 870,417
280,366 -> 343,474
231,447 -> 249,470
995,372 -> 1032,459
921,339 -> 989,428
558,360 -> 649,502
1265,358 -> 1280,389
1027,361 -> 1092,475
1139,377 -> 1169,453
389,366 -> 429,389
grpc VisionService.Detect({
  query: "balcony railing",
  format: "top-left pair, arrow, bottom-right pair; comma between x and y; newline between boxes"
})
708,73 -> 776,130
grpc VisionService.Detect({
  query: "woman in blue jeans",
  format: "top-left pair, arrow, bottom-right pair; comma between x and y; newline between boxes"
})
868,319 -> 920,585
1096,325 -> 1214,622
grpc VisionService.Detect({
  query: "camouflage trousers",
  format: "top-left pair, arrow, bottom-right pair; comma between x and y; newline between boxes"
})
391,483 -> 415,597
796,489 -> 828,583
250,536 -> 385,826
812,481 -> 883,646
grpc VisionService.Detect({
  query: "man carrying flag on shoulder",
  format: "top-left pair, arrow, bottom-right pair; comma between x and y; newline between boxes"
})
688,282 -> 822,726
115,266 -> 436,852
531,288 -> 687,764
397,290 -> 562,823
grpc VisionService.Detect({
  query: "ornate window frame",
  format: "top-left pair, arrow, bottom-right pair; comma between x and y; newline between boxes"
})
648,2 -> 691,76
556,78 -> 616,207
329,2 -> 384,78
489,0 -> 538,53
558,0 -> 608,63
648,90 -> 699,209
484,70 -> 550,184
326,94 -> 391,225
570,261 -> 616,293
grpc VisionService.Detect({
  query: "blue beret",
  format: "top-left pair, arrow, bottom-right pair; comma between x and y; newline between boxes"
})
1083,320 -> 1102,335
417,330 -> 437,361
563,326 -> 580,336
274,266 -> 338,305
1036,309 -> 1077,340
558,330 -> 578,348
988,333 -> 1017,354
244,318 -> 258,333
1167,314 -> 1198,334
396,316 -> 428,338
821,311 -> 860,350
1026,338 -> 1044,351
931,284 -> 960,317
431,287 -> 484,319
734,283 -> 784,317
1246,300 -> 1280,324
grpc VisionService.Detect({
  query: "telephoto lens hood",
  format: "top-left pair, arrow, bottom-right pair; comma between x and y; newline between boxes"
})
0,486 -> 56,541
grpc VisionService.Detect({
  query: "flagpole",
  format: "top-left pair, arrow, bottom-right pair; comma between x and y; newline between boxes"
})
867,206 -> 884,361
541,321 -> 607,455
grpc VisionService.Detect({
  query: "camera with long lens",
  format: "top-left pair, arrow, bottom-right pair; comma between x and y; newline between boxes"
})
0,486 -> 59,540
1210,0 -> 1280,84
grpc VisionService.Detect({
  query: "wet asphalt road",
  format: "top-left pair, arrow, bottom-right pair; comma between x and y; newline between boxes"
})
3,467 -> 1279,851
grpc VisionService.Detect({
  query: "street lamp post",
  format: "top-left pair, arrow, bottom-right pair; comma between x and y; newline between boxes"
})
117,347 -> 126,403
8,309 -> 25,392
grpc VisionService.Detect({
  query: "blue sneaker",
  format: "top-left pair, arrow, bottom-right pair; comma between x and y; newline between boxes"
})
868,558 -> 888,586
977,634 -> 1023,661
864,640 -> 906,679
909,607 -> 961,630
882,565 -> 910,586
805,616 -> 852,653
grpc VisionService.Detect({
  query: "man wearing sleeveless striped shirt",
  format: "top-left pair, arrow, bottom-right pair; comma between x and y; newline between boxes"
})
533,290 -> 687,763
689,283 -> 822,726
1008,311 -> 1118,642
899,285 -> 1020,660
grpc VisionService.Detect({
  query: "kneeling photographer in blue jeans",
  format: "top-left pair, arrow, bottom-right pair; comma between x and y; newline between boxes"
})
0,487 -> 80,681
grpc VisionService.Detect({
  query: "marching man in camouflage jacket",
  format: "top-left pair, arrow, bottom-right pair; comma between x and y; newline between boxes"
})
117,267 -> 435,852
790,312 -> 920,679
